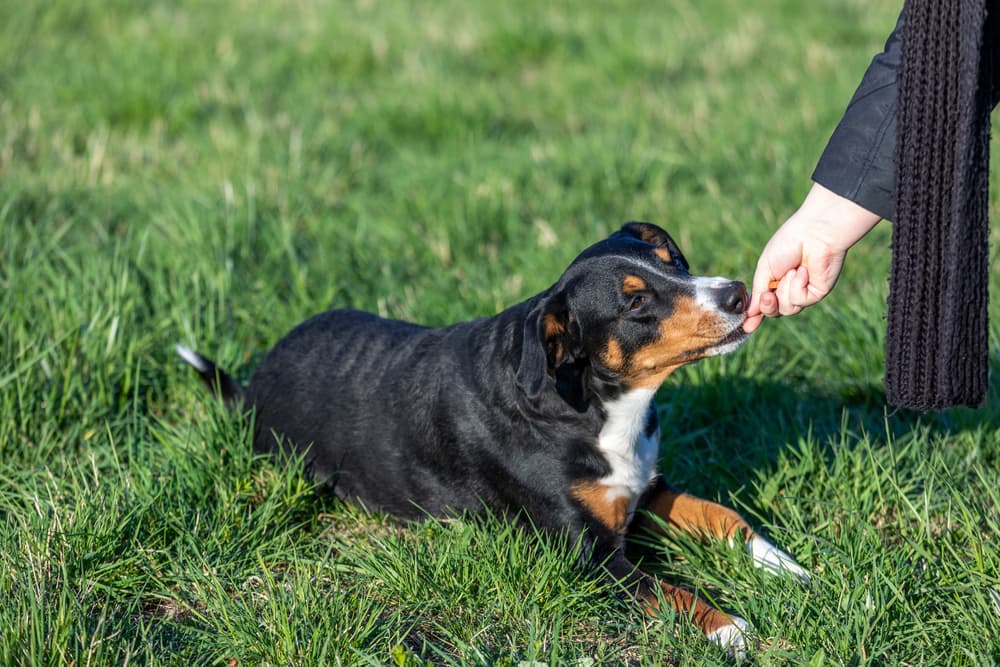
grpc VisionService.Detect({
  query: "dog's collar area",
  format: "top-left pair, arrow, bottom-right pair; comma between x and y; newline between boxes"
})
593,388 -> 659,501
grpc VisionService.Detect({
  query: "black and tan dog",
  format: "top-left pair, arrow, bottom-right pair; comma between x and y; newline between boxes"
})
177,222 -> 807,656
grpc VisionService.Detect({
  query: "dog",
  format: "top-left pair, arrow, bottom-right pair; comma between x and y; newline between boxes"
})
177,221 -> 807,657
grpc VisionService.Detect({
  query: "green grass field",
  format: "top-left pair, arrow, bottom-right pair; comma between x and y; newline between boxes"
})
3,1 -> 1000,664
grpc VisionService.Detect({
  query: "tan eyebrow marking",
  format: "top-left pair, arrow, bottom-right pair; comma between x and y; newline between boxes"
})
622,275 -> 647,293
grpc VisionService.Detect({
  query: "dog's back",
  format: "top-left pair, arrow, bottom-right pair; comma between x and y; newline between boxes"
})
245,304 -> 592,520
249,309 -> 427,489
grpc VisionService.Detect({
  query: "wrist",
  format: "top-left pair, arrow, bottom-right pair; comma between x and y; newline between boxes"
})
798,182 -> 883,250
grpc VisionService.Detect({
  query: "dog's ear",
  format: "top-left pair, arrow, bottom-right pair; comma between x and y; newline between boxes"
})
516,291 -> 588,408
516,292 -> 569,398
621,221 -> 689,271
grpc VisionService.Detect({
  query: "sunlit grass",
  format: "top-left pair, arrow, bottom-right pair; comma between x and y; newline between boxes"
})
2,0 -> 999,664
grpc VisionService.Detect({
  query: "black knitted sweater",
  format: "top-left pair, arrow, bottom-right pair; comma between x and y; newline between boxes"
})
886,0 -> 997,409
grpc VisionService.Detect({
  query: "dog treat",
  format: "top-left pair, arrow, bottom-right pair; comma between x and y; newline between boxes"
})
768,279 -> 780,290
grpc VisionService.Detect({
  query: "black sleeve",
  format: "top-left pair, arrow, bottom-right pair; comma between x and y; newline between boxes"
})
811,11 -> 905,222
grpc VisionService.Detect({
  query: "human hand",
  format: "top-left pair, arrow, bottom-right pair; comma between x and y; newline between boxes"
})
743,183 -> 882,333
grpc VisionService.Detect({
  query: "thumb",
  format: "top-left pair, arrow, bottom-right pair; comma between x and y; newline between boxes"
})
744,263 -> 781,334
747,262 -> 780,317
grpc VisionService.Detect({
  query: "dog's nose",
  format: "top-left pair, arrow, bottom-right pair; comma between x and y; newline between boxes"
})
716,281 -> 749,314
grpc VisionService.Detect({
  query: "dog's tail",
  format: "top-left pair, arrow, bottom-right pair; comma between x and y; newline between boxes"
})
175,344 -> 246,407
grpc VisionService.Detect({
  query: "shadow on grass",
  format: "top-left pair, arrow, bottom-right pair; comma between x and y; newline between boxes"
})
654,367 -> 1000,501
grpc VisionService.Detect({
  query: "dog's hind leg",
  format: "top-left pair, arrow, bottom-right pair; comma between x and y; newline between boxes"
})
629,477 -> 809,584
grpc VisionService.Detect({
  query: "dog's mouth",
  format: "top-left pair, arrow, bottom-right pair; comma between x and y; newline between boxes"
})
695,322 -> 750,358
718,323 -> 749,347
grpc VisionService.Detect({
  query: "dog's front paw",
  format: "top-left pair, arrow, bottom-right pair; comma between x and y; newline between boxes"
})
707,616 -> 752,662
747,534 -> 810,584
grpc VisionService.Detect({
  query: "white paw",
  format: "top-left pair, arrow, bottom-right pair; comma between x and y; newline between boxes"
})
707,616 -> 751,661
747,535 -> 810,584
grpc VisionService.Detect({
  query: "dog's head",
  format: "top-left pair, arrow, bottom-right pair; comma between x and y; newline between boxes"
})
516,222 -> 749,408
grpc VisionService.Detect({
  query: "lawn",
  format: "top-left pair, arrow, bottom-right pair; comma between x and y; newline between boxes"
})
2,0 -> 999,665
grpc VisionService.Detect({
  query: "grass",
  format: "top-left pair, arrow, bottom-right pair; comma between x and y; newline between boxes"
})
2,0 -> 1000,664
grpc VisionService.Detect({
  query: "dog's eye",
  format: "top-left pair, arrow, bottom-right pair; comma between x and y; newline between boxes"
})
627,294 -> 648,311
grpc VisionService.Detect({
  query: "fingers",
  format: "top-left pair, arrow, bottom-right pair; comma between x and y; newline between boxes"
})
747,259 -> 782,319
774,266 -> 809,316
759,289 -> 780,315
745,259 -> 786,333
745,266 -> 810,332
742,313 -> 763,334
743,292 -> 778,333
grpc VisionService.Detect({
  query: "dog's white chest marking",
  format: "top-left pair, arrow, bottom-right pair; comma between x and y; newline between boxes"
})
596,388 -> 659,509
